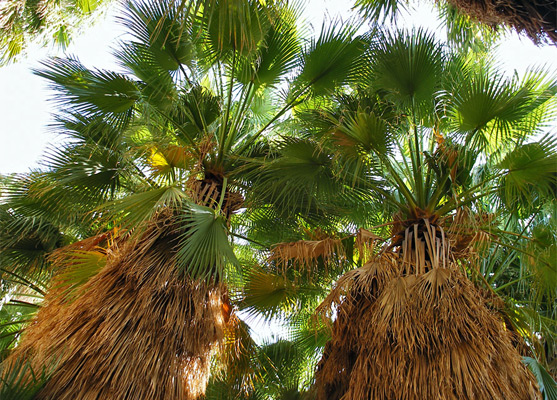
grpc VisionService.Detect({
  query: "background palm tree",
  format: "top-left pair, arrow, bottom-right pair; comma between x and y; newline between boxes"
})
355,0 -> 557,45
0,0 -> 115,64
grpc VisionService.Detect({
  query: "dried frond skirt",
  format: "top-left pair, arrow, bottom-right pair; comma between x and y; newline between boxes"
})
314,257 -> 540,400
6,224 -> 227,400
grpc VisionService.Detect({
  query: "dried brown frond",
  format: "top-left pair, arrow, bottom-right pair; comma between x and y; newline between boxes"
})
355,228 -> 383,262
314,219 -> 540,400
446,0 -> 557,43
269,237 -> 345,277
316,256 -> 399,323
447,207 -> 493,263
213,312 -> 262,393
5,215 -> 230,400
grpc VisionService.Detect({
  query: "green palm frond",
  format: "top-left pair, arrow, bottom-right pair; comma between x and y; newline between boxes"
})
42,145 -> 127,201
354,0 -> 407,22
523,221 -> 557,305
0,358 -> 53,400
35,57 -> 139,126
240,267 -> 297,321
370,28 -> 443,108
54,113 -> 125,151
446,67 -> 557,150
172,85 -> 222,142
523,357 -> 557,400
176,203 -> 238,281
0,300 -> 39,361
296,23 -> 369,96
120,0 -> 196,72
335,108 -> 395,158
0,267 -> 45,361
50,248 -> 107,301
436,2 -> 500,53
246,137 -> 349,222
115,43 -> 178,111
0,0 -> 109,64
498,135 -> 557,212
207,315 -> 264,399
99,186 -> 187,228
0,176 -> 80,277
236,7 -> 300,89
203,0 -> 268,58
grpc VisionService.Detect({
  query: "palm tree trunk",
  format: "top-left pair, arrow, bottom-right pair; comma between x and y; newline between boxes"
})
314,219 -> 540,400
6,214 -> 229,400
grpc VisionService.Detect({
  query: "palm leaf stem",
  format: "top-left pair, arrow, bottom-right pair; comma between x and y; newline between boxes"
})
0,320 -> 32,329
436,185 -> 501,215
216,60 -> 225,100
229,232 -> 267,247
489,207 -> 549,280
467,260 -> 503,300
494,274 -> 535,292
154,108 -> 202,156
511,203 -> 546,242
217,51 -> 237,165
410,99 -> 425,207
178,62 -> 194,87
132,163 -> 159,188
392,142 -> 415,185
228,81 -> 255,154
423,129 -> 437,199
215,177 -> 227,215
6,300 -> 39,309
378,155 -> 418,211
484,246 -> 518,284
394,139 -> 412,173
0,269 -> 46,297
494,229 -> 538,241
0,330 -> 23,342
479,208 -> 524,280
235,81 -> 317,155
490,238 -> 554,272
425,169 -> 452,213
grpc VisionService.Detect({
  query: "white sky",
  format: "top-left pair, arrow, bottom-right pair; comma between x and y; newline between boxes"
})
0,0 -> 556,175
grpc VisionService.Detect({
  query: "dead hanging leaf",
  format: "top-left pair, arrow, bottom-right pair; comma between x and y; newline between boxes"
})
355,228 -> 382,262
447,208 -> 494,263
269,237 -> 345,275
315,255 -> 398,323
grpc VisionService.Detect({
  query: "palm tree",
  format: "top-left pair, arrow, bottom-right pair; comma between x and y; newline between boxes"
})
0,0 -> 369,398
355,0 -> 557,44
253,28 -> 557,399
0,0 -> 115,64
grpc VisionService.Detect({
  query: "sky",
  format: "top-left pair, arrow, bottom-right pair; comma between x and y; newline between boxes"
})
0,0 -> 556,175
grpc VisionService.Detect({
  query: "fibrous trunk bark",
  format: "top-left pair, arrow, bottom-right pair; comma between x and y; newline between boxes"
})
314,219 -> 540,400
6,213 -> 229,400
